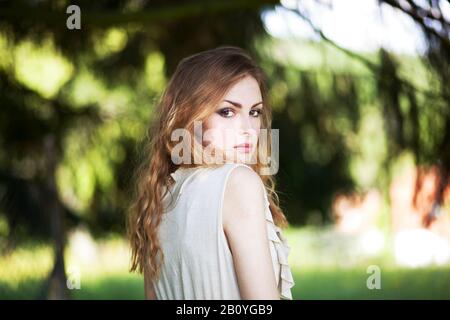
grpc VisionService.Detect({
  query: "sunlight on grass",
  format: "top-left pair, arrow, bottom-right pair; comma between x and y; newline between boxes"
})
0,243 -> 53,289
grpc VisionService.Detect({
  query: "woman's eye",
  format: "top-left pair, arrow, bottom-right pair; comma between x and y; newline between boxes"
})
250,109 -> 263,117
218,108 -> 235,118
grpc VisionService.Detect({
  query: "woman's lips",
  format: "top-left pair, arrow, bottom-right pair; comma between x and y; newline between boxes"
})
234,143 -> 252,153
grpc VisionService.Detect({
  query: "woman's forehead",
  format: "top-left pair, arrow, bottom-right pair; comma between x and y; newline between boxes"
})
222,76 -> 262,105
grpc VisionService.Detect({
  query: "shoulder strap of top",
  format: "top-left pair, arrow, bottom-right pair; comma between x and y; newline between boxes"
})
163,166 -> 208,212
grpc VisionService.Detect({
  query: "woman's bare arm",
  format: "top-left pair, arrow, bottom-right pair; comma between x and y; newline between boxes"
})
222,166 -> 279,300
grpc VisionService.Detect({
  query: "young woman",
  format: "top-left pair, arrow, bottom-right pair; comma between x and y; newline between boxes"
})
127,46 -> 294,300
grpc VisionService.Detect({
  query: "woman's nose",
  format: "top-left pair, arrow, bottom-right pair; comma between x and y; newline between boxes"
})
239,114 -> 252,131
237,115 -> 257,138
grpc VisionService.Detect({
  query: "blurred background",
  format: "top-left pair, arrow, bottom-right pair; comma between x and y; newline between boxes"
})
0,0 -> 449,299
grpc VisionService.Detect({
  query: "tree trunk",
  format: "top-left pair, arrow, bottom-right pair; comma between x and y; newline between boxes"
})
44,135 -> 71,300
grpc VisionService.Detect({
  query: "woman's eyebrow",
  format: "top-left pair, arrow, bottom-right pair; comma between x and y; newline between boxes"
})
223,100 -> 263,108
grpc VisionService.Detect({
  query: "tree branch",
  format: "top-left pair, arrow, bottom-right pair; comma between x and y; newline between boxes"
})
0,0 -> 278,28
382,0 -> 450,51
285,5 -> 444,103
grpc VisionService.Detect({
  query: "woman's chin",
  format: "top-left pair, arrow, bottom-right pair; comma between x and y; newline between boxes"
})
200,147 -> 257,165
225,151 -> 256,165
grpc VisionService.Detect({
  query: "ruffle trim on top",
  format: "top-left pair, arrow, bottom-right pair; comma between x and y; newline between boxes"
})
165,167 -> 205,211
263,194 -> 295,300
171,164 -> 295,299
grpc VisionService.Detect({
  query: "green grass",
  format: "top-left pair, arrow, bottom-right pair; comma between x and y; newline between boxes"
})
1,227 -> 449,299
2,266 -> 449,300
292,267 -> 450,299
71,273 -> 144,300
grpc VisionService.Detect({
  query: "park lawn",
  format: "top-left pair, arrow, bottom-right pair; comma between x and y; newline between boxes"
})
1,266 -> 450,299
292,266 -> 450,299
1,230 -> 449,300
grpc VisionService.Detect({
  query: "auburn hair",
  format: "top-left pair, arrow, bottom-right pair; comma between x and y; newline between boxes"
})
127,46 -> 290,283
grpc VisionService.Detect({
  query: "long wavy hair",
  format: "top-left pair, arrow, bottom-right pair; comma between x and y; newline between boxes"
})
127,46 -> 290,283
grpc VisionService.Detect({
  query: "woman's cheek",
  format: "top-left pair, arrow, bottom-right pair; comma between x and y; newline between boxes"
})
203,127 -> 225,149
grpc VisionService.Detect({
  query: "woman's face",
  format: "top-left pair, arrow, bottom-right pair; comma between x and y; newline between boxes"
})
203,75 -> 263,164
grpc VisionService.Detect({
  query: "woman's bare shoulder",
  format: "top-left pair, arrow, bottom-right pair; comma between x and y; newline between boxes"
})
220,164 -> 279,299
222,164 -> 266,223
226,164 -> 263,190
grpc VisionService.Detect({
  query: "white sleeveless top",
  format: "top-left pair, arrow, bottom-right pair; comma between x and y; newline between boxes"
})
153,163 -> 295,300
